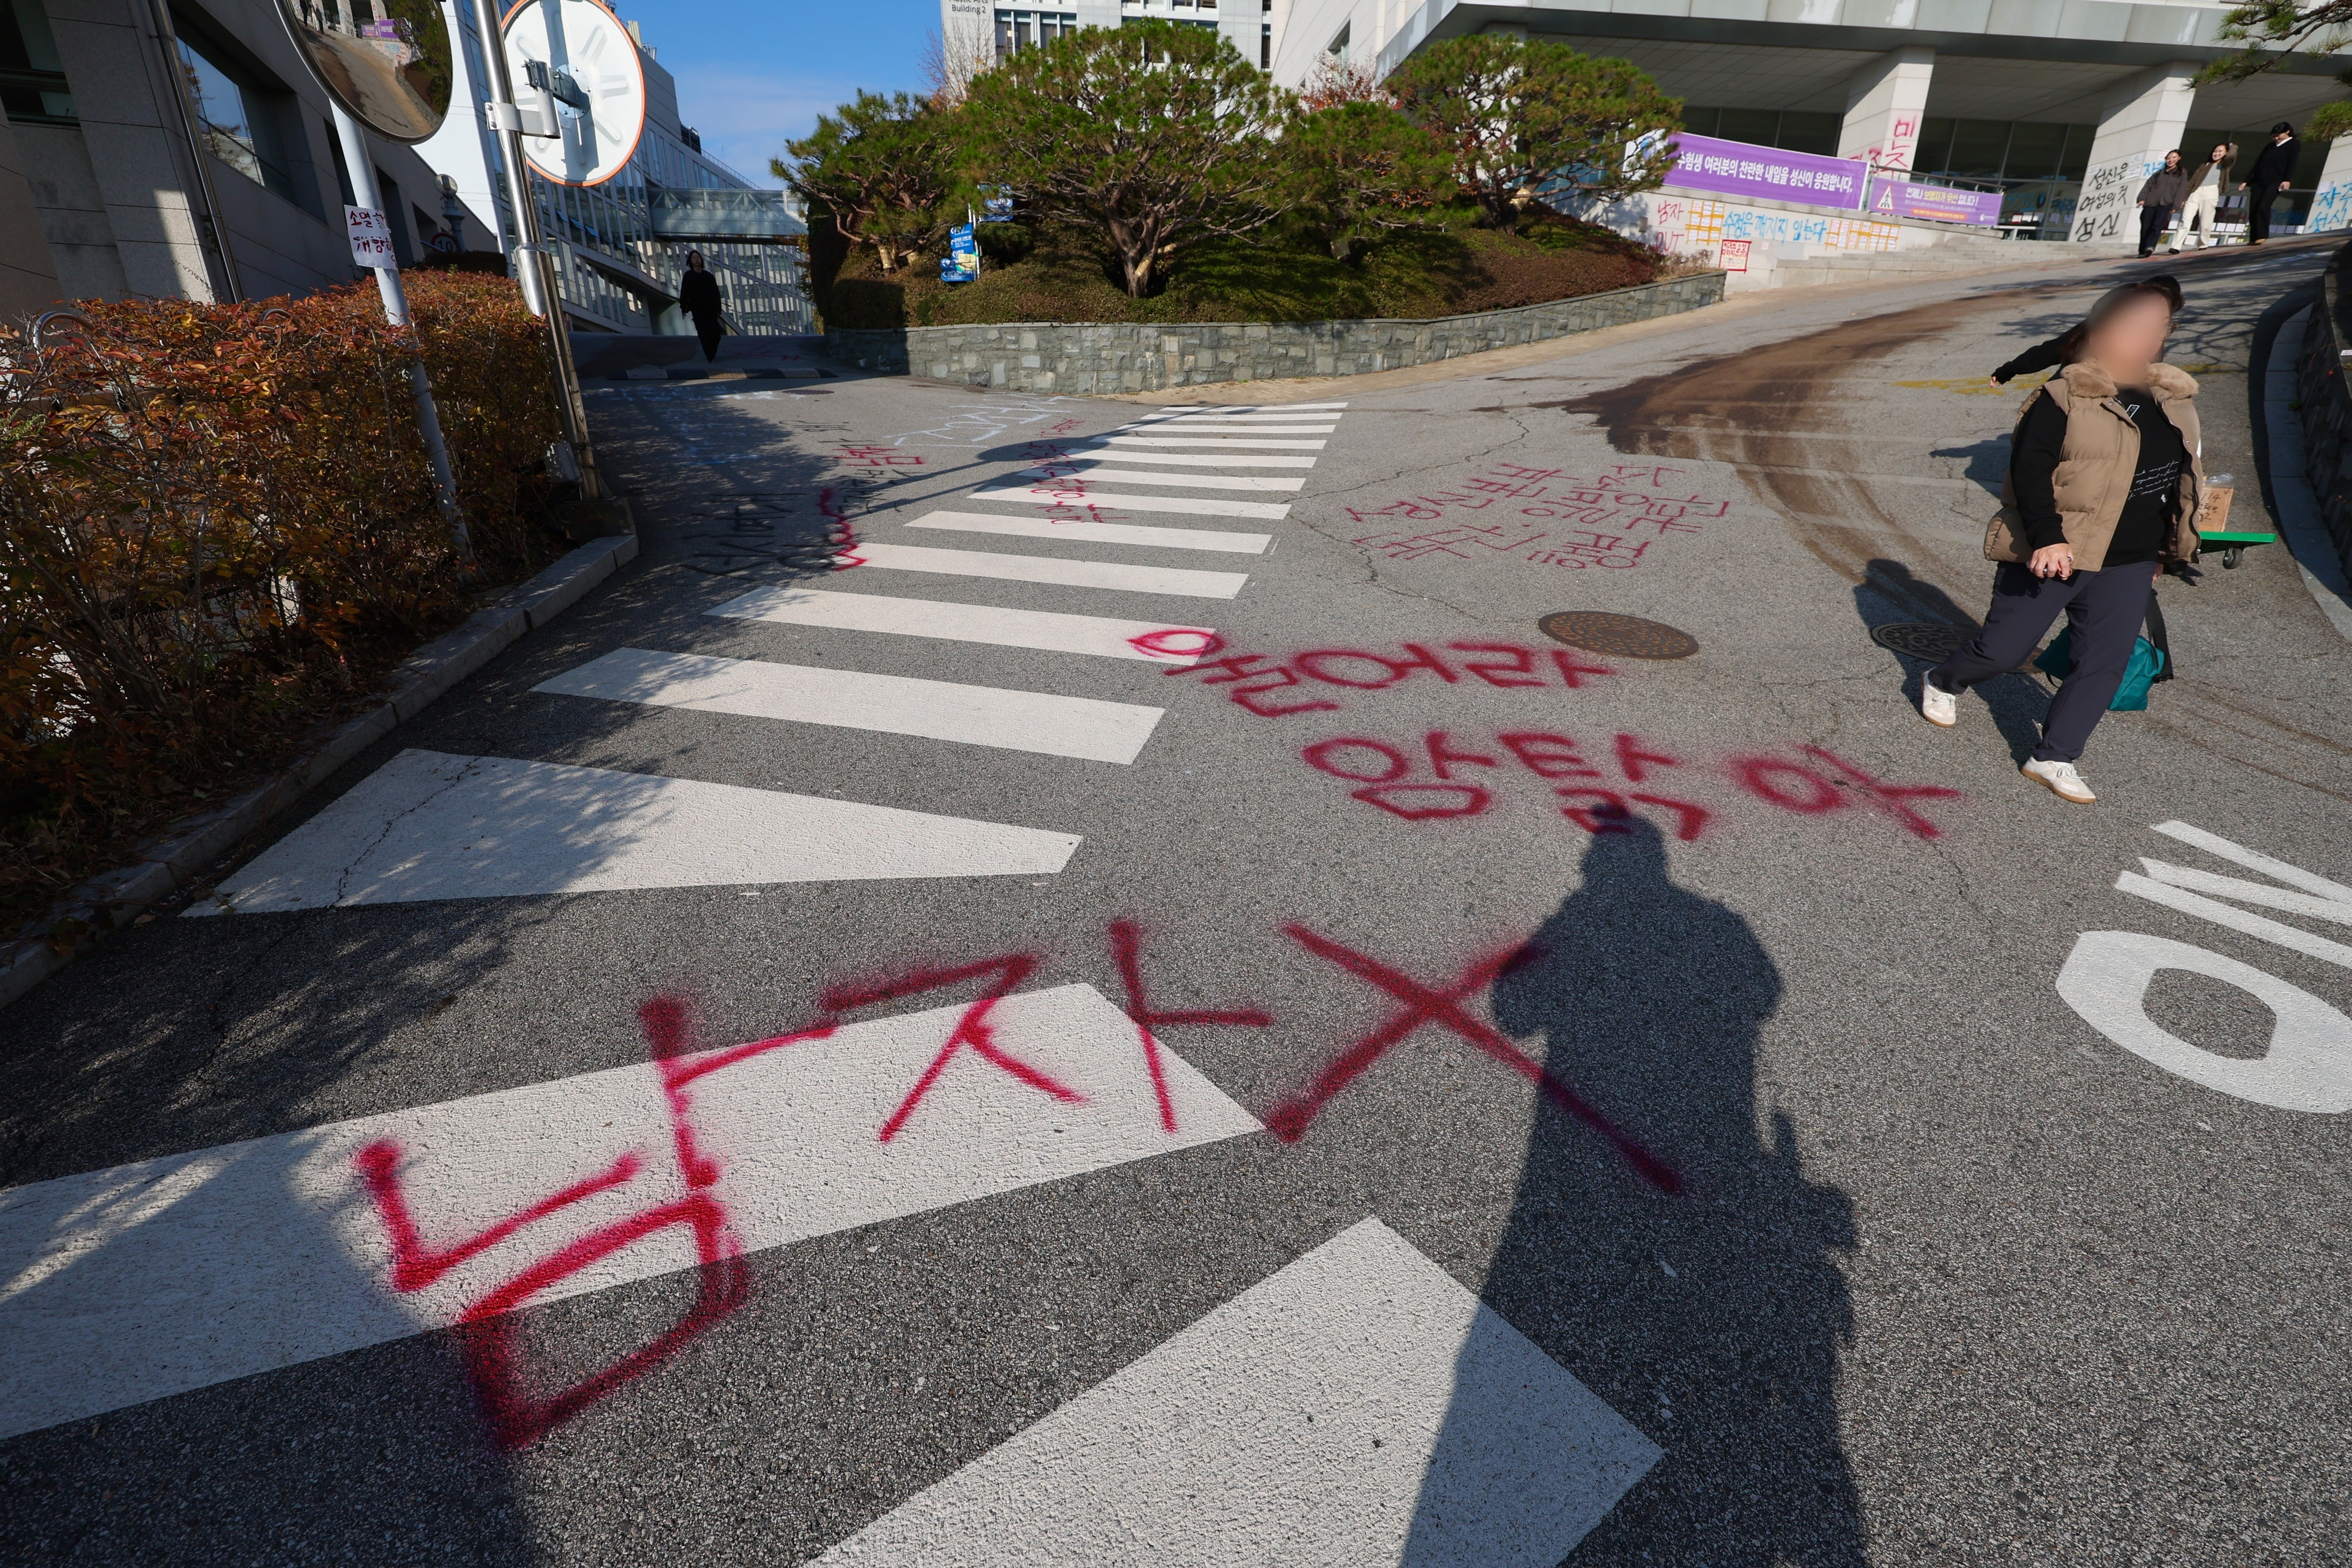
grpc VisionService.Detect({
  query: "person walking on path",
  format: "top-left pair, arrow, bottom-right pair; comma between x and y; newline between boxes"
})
2173,142 -> 2234,250
678,250 -> 726,363
2240,123 -> 2301,245
2135,151 -> 2190,257
1923,280 -> 2206,803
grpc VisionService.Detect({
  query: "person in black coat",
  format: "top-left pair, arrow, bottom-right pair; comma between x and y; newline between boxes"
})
2134,151 -> 2190,257
2239,123 -> 2301,245
677,250 -> 725,362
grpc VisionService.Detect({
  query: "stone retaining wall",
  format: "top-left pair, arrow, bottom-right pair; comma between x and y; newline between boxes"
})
818,271 -> 1725,393
2294,243 -> 2352,578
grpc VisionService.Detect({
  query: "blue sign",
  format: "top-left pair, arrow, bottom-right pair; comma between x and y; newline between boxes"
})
979,188 -> 1014,223
943,222 -> 980,283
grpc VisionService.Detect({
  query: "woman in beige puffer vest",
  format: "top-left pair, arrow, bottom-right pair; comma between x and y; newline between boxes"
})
1920,280 -> 2206,804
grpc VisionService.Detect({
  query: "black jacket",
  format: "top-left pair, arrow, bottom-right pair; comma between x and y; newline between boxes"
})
2246,136 -> 2300,189
677,267 -> 723,319
1993,337 -> 2066,385
2136,165 -> 2191,208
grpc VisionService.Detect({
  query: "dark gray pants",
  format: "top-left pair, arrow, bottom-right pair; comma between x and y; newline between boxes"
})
1929,561 -> 2157,763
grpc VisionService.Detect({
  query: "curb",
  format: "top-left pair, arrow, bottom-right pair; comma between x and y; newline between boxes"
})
2253,299 -> 2352,641
0,532 -> 640,1012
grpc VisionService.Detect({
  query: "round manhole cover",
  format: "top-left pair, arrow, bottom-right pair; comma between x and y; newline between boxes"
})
1869,622 -> 1968,660
1538,611 -> 1698,660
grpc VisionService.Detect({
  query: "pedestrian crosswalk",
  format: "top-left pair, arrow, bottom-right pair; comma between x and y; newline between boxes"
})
201,402 -> 1341,912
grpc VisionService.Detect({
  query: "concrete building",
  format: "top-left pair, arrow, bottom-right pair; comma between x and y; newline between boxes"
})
942,0 -> 1278,77
0,0 -> 489,320
1269,0 -> 2352,241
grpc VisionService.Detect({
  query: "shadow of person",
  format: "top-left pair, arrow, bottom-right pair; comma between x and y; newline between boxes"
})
1406,818 -> 1865,1566
1856,557 -> 2050,764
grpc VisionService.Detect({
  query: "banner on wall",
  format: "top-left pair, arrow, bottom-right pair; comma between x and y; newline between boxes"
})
1665,133 -> 1868,210
1868,179 -> 2001,226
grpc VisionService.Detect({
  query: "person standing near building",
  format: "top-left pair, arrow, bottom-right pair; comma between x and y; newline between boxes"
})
678,250 -> 726,363
1922,280 -> 2204,804
2134,151 -> 2190,257
2239,123 -> 2301,245
2172,142 -> 2234,250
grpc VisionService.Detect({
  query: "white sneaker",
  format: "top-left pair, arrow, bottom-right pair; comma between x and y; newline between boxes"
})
2022,758 -> 2096,803
1920,677 -> 1957,728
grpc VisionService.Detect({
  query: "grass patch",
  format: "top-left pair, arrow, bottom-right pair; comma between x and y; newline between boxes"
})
817,211 -> 1665,329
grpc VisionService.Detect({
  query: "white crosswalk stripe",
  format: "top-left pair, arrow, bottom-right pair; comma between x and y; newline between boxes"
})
0,985 -> 1261,1442
908,509 -> 1271,554
190,750 -> 1080,913
1001,462 -> 1305,492
1057,447 -> 1318,467
1117,422 -> 1338,434
533,647 -> 1167,763
969,484 -> 1292,521
1104,434 -> 1327,450
814,1218 -> 1657,1568
843,541 -> 1250,598
709,586 -> 1216,663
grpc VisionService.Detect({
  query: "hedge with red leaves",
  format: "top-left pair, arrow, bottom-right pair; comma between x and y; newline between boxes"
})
1,271 -> 567,924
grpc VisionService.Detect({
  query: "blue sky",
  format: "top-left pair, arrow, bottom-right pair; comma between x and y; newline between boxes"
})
619,0 -> 938,186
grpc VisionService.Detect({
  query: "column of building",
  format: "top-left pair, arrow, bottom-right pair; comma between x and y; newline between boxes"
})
2069,63 -> 2198,242
1837,45 -> 1935,176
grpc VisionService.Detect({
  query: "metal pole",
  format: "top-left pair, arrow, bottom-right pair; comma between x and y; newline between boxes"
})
332,101 -> 473,564
468,0 -> 604,500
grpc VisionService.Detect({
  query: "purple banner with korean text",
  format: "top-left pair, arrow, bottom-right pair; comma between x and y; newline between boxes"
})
1663,133 -> 1867,210
1867,178 -> 2002,226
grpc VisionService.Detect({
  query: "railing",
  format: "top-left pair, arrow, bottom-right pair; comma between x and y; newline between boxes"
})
2292,240 -> 2352,579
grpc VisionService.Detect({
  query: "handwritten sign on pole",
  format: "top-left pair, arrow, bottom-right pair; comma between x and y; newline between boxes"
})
346,205 -> 396,268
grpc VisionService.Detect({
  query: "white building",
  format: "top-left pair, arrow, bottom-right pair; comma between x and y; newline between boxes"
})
1270,0 -> 2352,239
942,0 -> 1278,76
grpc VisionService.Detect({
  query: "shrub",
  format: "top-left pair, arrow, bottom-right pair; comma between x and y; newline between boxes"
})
0,271 -> 564,921
1388,35 -> 1681,229
959,21 -> 1292,297
1284,101 -> 1456,263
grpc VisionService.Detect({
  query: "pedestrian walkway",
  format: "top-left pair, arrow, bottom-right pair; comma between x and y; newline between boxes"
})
203,403 -> 1345,914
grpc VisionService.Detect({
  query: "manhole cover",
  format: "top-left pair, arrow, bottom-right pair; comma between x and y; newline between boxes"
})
1869,622 -> 1967,660
1538,611 -> 1698,660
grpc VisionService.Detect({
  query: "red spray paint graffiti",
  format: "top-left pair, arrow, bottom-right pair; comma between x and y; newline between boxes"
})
821,955 -> 1083,1142
1267,926 -> 1683,1193
1142,632 -> 1613,716
1297,728 -> 1958,840
1348,463 -> 1729,571
353,1001 -> 836,1449
1108,919 -> 1273,1132
819,485 -> 864,568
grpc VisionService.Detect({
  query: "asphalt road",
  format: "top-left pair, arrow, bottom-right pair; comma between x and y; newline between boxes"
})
4,238 -> 2348,1568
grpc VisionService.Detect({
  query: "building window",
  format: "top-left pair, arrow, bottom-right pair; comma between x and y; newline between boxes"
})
1261,21 -> 1269,68
1327,22 -> 1349,60
175,26 -> 297,203
994,10 -> 1077,57
0,0 -> 75,125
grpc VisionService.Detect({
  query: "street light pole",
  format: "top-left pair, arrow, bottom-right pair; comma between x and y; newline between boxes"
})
469,0 -> 604,502
330,101 -> 472,564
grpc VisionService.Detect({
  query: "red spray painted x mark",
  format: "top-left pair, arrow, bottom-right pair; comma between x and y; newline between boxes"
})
1108,920 -> 1272,1132
1267,927 -> 1682,1193
353,999 -> 836,1449
821,955 -> 1082,1142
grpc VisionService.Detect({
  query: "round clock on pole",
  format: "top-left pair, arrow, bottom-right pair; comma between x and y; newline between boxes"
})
500,0 -> 647,187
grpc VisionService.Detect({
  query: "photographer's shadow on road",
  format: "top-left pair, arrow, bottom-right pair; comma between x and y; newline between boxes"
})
1409,818 -> 1865,1566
